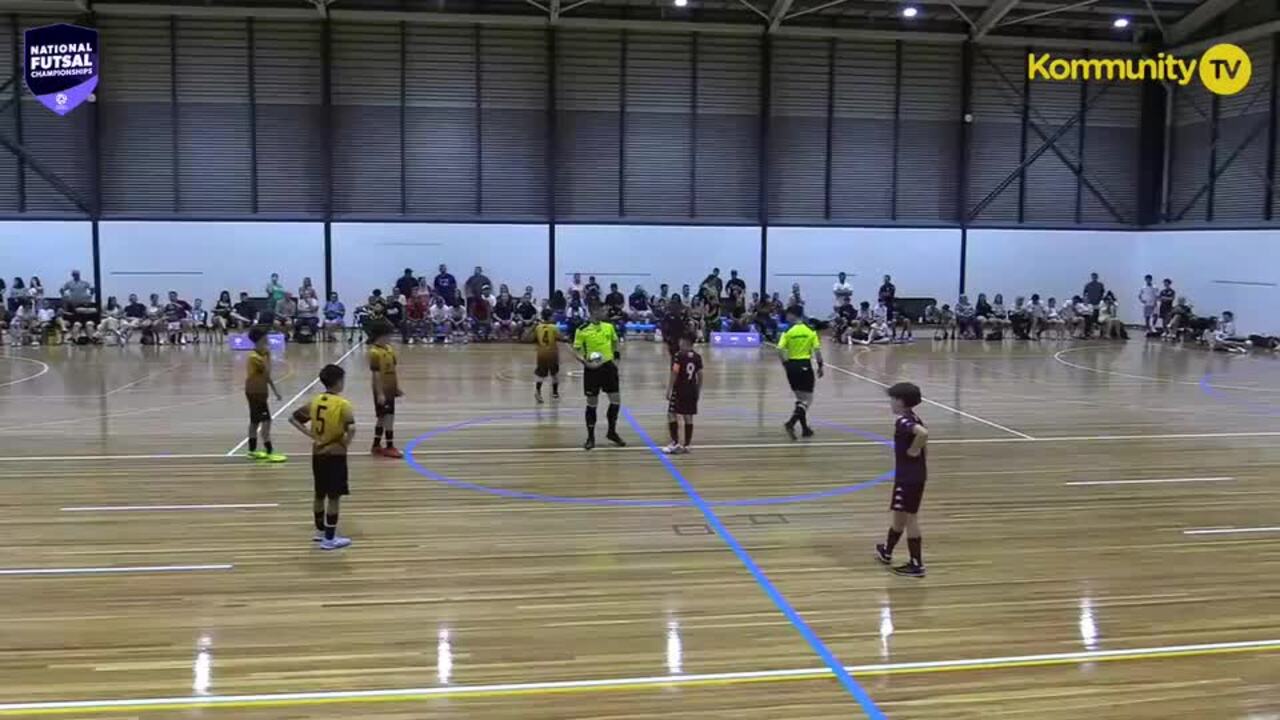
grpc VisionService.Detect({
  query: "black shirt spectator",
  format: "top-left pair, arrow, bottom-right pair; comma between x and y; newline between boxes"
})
605,286 -> 625,309
549,290 -> 567,314
584,277 -> 601,304
433,265 -> 458,304
629,291 -> 649,311
384,297 -> 404,326
725,270 -> 746,298
493,295 -> 514,321
125,300 -> 147,319
701,269 -> 723,298
878,276 -> 896,305
395,269 -> 418,299
516,298 -> 537,321
1083,273 -> 1105,305
464,267 -> 492,301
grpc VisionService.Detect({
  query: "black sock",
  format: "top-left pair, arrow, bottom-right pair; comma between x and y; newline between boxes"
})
373,426 -> 384,448
885,527 -> 903,553
324,513 -> 338,541
606,403 -> 620,433
907,537 -> 923,566
384,431 -> 394,448
314,511 -> 325,531
536,381 -> 543,393
248,437 -> 257,453
552,382 -> 559,394
669,421 -> 679,444
796,404 -> 810,431
585,406 -> 597,438
684,422 -> 693,447
264,441 -> 273,454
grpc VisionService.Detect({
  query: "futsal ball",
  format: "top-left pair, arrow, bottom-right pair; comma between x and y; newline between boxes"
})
588,351 -> 603,363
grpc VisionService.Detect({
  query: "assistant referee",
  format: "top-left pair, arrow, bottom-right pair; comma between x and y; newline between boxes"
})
778,306 -> 824,440
573,304 -> 628,450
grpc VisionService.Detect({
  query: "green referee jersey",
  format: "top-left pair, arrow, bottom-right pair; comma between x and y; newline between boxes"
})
779,322 -> 820,360
574,321 -> 619,363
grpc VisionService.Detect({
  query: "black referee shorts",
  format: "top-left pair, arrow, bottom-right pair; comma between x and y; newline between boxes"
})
784,359 -> 815,394
583,361 -> 620,397
312,454 -> 350,499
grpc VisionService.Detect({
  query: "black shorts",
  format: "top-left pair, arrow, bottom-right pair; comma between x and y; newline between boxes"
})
890,478 -> 926,514
374,396 -> 396,418
312,454 -> 350,498
246,393 -> 270,422
668,390 -> 699,416
535,355 -> 560,378
784,360 -> 815,394
583,361 -> 620,397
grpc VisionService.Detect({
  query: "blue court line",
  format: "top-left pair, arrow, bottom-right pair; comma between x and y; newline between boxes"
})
620,407 -> 888,719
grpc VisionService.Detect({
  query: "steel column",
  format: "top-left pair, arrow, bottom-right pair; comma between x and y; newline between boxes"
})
758,35 -> 771,298
474,25 -> 483,216
823,36 -> 835,220
618,30 -> 627,217
546,28 -> 557,297
889,39 -> 901,221
956,41 -> 971,295
1016,45 -> 1029,223
690,32 -> 698,218
10,15 -> 23,213
1207,93 -> 1219,221
247,17 -> 258,214
1075,49 -> 1087,223
1265,31 -> 1278,221
399,21 -> 407,215
169,16 -> 179,212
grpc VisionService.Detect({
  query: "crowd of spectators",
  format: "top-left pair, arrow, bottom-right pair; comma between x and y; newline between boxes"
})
1,266 -> 1275,354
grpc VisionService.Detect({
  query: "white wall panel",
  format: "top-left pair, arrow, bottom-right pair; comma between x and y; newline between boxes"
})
332,223 -> 549,305
99,222 -> 324,305
555,225 -> 758,299
0,222 -> 94,302
768,227 -> 960,314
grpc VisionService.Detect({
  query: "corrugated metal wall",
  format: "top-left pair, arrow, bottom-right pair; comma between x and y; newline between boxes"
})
0,15 -> 1276,227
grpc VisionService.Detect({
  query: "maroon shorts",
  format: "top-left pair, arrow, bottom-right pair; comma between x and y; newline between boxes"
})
890,478 -> 926,514
668,390 -> 699,416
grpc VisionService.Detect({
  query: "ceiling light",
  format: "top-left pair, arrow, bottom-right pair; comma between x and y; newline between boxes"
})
901,6 -> 919,17
1113,17 -> 1130,28
674,0 -> 688,6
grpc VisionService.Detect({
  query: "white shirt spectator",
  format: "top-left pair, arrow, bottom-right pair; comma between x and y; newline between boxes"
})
833,281 -> 853,304
1214,319 -> 1237,341
37,307 -> 55,324
1138,285 -> 1158,308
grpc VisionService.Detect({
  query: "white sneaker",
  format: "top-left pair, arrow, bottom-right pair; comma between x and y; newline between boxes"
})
320,536 -> 352,551
661,443 -> 679,454
675,445 -> 689,454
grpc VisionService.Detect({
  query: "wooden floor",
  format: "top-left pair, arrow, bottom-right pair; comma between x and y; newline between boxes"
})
2,336 -> 1279,719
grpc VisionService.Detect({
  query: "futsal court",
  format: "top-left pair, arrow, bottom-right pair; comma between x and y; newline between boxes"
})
1,336 -> 1278,719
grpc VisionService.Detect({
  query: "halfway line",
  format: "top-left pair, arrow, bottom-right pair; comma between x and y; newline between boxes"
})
1183,527 -> 1280,536
0,564 -> 233,576
225,339 -> 365,457
622,408 -> 886,719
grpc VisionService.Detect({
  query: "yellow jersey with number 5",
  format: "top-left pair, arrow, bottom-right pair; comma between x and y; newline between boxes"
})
291,393 -> 355,455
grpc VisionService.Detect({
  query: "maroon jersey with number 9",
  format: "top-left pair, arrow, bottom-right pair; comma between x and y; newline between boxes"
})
672,351 -> 703,395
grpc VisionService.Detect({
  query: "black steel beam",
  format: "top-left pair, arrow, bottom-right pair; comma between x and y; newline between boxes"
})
690,32 -> 698,218
1017,45 -> 1029,224
11,15 -> 23,214
1266,31 -> 1278,221
169,16 -> 179,212
1135,79 -> 1166,226
0,132 -> 93,214
247,17 -> 258,214
889,39 -> 901,221
546,28 -> 557,297
618,30 -> 627,218
1207,93 -> 1219,221
758,35 -> 771,298
474,25 -> 483,216
400,21 -> 407,215
1172,115 -> 1272,221
321,19 -> 332,219
955,41 -> 971,231
823,36 -> 834,220
1075,49 -> 1086,224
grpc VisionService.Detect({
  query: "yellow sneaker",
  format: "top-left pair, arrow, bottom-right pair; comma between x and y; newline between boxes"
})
247,450 -> 267,460
263,453 -> 288,463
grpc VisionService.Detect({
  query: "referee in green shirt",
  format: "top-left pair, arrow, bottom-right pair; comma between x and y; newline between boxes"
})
573,303 -> 627,450
777,306 -> 824,440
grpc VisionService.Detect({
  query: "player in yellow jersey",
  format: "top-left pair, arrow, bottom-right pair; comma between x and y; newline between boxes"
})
777,306 -> 824,440
367,321 -> 404,458
244,326 -> 286,462
289,364 -> 356,551
533,308 -> 561,404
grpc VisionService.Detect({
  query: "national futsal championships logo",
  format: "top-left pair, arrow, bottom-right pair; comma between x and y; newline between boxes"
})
1027,43 -> 1251,96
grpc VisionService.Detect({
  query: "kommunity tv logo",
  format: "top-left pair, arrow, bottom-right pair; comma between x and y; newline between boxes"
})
1027,43 -> 1251,95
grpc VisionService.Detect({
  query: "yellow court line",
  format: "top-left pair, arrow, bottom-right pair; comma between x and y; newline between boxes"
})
4,639 -> 1278,716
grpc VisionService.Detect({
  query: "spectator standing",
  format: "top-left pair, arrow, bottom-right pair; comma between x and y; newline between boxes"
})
833,272 -> 853,310
465,266 -> 492,303
701,268 -> 723,298
265,273 -> 286,308
395,268 -> 418,300
725,270 -> 747,299
1082,272 -> 1105,337
1158,278 -> 1176,329
433,264 -> 458,305
7,277 -> 22,314
878,275 -> 897,321
1138,274 -> 1159,332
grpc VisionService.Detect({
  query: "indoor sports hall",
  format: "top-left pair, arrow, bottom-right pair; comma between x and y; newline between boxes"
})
0,1 -> 1278,718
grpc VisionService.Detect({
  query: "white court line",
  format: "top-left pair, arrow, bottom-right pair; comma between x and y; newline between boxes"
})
767,343 -> 1035,439
1066,477 -> 1235,486
61,503 -> 279,512
0,356 -> 50,389
0,564 -> 233,576
0,638 -> 1276,714
1053,346 -> 1280,393
3,429 -> 1280,463
225,339 -> 365,457
1183,527 -> 1280,536
101,362 -> 184,397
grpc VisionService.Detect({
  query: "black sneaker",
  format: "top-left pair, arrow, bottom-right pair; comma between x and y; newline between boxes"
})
891,562 -> 926,578
874,544 -> 892,565
801,427 -> 815,438
784,422 -> 797,441
583,437 -> 595,451
606,432 -> 627,448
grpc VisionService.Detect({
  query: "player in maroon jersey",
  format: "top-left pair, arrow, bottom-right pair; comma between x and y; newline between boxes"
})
663,333 -> 703,455
876,382 -> 929,578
